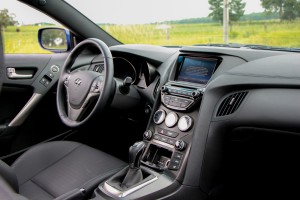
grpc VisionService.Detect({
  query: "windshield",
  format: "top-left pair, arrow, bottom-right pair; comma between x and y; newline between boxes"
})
1,0 -> 300,50
63,0 -> 300,48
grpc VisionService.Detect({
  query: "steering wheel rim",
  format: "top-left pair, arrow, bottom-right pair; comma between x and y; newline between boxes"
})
57,38 -> 114,128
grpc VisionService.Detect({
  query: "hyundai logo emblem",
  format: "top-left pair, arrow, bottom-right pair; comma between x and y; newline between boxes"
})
74,78 -> 82,86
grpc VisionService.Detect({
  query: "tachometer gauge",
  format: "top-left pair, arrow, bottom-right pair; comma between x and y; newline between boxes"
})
113,57 -> 137,83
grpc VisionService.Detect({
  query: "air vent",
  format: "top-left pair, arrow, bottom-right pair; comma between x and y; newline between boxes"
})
153,78 -> 160,98
93,63 -> 104,73
216,91 -> 248,117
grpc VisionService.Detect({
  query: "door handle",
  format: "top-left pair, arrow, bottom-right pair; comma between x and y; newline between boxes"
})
7,67 -> 33,79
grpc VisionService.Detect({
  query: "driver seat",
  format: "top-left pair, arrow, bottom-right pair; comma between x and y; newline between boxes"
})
0,141 -> 126,200
0,30 -> 126,200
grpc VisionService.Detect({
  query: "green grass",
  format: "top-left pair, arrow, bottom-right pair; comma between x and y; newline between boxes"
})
3,20 -> 300,54
3,25 -> 53,54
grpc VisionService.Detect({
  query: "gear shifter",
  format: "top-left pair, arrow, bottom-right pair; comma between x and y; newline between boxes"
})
121,141 -> 146,188
102,141 -> 156,197
129,141 -> 146,169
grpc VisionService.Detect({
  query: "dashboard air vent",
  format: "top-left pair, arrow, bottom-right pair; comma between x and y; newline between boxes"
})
153,78 -> 160,98
93,63 -> 104,73
216,91 -> 248,117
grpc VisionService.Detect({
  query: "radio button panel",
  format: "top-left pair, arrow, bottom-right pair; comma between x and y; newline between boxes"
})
161,84 -> 205,111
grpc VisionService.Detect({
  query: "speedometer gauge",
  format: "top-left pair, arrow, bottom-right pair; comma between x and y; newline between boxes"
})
113,57 -> 137,83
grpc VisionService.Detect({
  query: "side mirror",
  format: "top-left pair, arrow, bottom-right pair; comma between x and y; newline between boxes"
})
38,28 -> 72,53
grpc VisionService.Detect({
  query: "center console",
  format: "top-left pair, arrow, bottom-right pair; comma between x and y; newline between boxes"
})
92,53 -> 221,199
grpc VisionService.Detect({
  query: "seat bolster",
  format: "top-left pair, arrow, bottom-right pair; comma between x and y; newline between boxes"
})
0,176 -> 28,200
0,160 -> 19,192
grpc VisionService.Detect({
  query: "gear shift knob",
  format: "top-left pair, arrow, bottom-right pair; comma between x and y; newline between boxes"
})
129,141 -> 146,169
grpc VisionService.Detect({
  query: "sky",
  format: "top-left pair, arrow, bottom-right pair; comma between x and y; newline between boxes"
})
1,0 -> 264,25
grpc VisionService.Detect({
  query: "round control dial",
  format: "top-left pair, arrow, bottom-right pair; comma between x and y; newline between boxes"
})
165,112 -> 178,127
153,109 -> 166,124
178,115 -> 193,132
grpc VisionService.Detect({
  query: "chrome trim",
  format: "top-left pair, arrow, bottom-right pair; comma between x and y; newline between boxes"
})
7,67 -> 33,79
152,139 -> 174,149
103,175 -> 158,198
9,93 -> 43,127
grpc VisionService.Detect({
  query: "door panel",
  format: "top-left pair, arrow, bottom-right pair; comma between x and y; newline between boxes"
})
0,53 -> 70,158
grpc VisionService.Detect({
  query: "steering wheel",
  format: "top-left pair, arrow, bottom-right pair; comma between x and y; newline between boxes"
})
56,38 -> 114,128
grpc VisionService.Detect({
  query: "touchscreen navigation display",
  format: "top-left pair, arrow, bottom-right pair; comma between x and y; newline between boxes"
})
176,56 -> 218,85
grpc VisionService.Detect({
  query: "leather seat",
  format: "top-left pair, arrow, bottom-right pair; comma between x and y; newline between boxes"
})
0,141 -> 126,200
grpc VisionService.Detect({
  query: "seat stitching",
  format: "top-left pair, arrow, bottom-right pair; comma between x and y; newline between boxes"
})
26,179 -> 55,198
19,143 -> 82,185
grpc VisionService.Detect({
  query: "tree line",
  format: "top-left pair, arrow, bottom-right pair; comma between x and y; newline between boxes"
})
208,0 -> 300,23
1,0 -> 300,29
0,9 -> 17,31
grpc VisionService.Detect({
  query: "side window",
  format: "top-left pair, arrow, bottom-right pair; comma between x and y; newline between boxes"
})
1,0 -> 63,54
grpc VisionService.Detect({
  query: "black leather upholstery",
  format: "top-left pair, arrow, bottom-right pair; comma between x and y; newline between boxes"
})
9,141 -> 126,200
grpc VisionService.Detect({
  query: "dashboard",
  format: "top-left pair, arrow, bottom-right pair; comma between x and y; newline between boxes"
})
100,44 -> 300,199
60,43 -> 300,199
3,41 -> 300,199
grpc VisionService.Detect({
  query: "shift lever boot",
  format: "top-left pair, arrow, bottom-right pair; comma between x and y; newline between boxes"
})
121,141 -> 146,188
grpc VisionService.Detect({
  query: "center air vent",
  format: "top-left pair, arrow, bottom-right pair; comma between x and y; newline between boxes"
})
153,78 -> 160,98
93,63 -> 104,73
216,91 -> 248,117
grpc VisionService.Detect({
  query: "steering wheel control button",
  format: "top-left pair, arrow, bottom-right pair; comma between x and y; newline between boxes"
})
175,140 -> 186,151
153,109 -> 166,125
90,79 -> 102,93
64,75 -> 70,87
50,65 -> 59,73
94,80 -> 102,93
143,130 -> 153,140
178,115 -> 193,132
165,112 -> 178,127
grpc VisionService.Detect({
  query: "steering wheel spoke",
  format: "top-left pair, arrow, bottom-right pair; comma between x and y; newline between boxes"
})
67,104 -> 84,121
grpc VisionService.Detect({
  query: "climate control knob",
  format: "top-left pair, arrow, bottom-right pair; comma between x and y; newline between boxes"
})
178,115 -> 193,132
175,140 -> 186,151
153,109 -> 166,125
143,130 -> 153,140
165,112 -> 178,127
